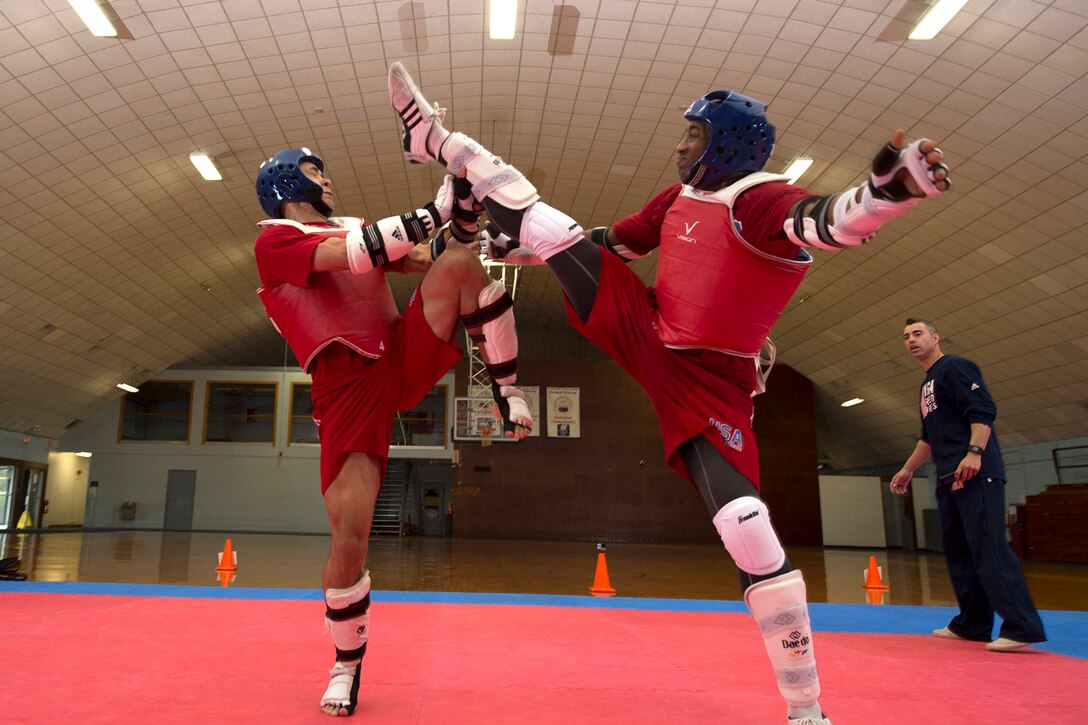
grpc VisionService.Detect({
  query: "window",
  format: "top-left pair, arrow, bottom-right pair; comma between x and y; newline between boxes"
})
204,382 -> 277,443
118,381 -> 193,442
289,383 -> 319,444
392,385 -> 448,446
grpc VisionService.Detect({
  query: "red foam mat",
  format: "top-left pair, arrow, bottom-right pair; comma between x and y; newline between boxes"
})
1,593 -> 1084,724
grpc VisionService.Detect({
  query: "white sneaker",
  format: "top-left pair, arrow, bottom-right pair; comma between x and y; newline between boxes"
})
388,62 -> 447,164
933,626 -> 964,640
986,637 -> 1031,652
789,717 -> 832,724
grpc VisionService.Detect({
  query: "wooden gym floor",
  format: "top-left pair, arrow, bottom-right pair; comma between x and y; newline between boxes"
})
3,530 -> 1086,610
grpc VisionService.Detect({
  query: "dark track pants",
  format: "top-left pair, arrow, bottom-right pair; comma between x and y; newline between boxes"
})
936,476 -> 1046,643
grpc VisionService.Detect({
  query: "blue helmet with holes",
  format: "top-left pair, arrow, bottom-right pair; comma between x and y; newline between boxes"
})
683,90 -> 776,190
255,147 -> 331,218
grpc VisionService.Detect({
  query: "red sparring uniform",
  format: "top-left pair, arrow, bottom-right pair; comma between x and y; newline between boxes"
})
567,174 -> 812,488
255,220 -> 462,492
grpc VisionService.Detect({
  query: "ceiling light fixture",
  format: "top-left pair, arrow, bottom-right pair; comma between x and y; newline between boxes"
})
840,397 -> 865,408
783,157 -> 813,184
189,152 -> 222,181
117,382 -> 139,393
75,451 -> 93,458
69,0 -> 118,37
490,0 -> 517,39
908,0 -> 968,40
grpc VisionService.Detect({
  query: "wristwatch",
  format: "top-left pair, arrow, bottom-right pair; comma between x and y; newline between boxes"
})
967,444 -> 985,455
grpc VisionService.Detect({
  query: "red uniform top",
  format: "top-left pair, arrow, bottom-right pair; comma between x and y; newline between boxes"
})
611,174 -> 813,357
254,219 -> 399,371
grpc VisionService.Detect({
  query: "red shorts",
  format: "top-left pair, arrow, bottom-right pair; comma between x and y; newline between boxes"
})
565,253 -> 761,489
309,289 -> 462,493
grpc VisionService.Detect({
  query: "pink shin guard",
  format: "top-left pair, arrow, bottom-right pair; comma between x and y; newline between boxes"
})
325,571 -> 371,663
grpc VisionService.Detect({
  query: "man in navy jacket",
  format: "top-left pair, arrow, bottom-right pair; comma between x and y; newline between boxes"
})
891,318 -> 1046,651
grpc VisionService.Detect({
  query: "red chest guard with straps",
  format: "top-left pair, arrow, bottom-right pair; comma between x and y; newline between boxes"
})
654,173 -> 812,358
257,218 -> 399,372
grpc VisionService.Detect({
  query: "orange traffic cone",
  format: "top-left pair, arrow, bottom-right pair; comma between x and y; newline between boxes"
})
589,544 -> 616,597
216,539 -> 237,572
216,568 -> 236,587
865,588 -> 886,605
862,555 -> 888,590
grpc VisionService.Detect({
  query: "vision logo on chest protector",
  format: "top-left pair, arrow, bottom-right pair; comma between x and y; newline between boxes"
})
677,220 -> 700,244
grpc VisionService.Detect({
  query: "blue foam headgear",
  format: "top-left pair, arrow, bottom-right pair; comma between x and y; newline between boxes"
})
255,147 -> 331,218
683,90 -> 776,190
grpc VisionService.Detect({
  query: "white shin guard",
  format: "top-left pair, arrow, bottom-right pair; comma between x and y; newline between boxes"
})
440,132 -> 539,209
463,281 -> 518,385
744,570 -> 821,709
325,571 -> 371,663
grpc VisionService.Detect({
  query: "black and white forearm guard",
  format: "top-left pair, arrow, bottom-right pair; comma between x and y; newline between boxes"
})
345,206 -> 442,274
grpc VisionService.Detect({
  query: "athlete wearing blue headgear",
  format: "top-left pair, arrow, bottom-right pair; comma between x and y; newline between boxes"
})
392,60 -> 953,724
681,90 -> 776,190
251,142 -> 535,717
256,147 -> 332,218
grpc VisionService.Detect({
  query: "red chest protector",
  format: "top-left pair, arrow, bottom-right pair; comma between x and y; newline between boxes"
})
256,218 -> 400,372
654,173 -> 812,358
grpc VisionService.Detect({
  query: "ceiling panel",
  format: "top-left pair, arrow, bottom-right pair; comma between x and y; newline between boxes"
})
0,0 -> 1085,470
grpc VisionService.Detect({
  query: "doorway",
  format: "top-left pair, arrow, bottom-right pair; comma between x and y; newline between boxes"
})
163,470 -> 196,530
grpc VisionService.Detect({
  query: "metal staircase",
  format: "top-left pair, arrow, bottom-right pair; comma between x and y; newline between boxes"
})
371,460 -> 410,535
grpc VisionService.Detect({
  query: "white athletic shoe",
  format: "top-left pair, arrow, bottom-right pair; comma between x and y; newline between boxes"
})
986,637 -> 1032,652
932,626 -> 965,640
789,717 -> 832,724
388,62 -> 447,164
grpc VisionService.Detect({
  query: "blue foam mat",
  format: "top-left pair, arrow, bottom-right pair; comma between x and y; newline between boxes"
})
5,580 -> 1085,660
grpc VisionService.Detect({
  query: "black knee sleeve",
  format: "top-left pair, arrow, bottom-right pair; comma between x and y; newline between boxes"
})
482,198 -> 526,241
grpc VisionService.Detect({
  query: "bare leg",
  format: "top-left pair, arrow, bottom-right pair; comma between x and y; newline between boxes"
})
419,246 -> 492,341
420,247 -> 532,438
320,452 -> 381,717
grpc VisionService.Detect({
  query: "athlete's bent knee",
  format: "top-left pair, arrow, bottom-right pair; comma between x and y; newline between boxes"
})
713,496 -> 786,576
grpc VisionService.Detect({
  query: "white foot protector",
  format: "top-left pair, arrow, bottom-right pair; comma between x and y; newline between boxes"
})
320,658 -> 361,716
493,384 -> 534,436
388,62 -> 448,164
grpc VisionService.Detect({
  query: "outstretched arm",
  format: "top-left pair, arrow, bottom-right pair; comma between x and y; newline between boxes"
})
785,129 -> 950,251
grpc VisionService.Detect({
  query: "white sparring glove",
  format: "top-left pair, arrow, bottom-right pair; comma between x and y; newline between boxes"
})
480,223 -> 544,265
430,174 -> 456,225
870,138 -> 950,202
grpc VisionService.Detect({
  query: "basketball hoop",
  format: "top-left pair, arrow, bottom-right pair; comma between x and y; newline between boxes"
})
480,426 -> 494,447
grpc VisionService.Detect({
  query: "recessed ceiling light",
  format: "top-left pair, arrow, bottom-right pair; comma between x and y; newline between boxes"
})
840,397 -> 865,408
69,0 -> 118,37
189,152 -> 222,181
783,158 -> 813,184
490,0 -> 517,39
909,0 -> 968,40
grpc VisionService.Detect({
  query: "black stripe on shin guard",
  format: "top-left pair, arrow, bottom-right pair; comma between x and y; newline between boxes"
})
461,291 -> 513,328
326,592 -> 371,621
485,360 -> 518,381
335,642 -> 367,662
